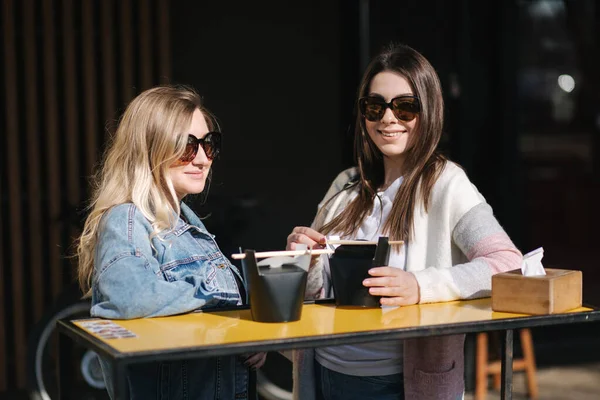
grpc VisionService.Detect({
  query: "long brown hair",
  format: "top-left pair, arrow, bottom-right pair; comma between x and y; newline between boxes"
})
320,43 -> 447,241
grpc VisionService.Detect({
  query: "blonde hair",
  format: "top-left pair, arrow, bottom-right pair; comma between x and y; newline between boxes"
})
77,85 -> 217,297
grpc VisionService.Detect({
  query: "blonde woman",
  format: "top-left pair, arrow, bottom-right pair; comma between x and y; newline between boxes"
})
77,85 -> 265,399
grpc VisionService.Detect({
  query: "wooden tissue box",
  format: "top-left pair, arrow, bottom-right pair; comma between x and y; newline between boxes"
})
492,268 -> 582,315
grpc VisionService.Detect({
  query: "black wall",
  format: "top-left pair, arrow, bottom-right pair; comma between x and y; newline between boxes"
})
171,0 -> 347,254
169,0 -> 524,254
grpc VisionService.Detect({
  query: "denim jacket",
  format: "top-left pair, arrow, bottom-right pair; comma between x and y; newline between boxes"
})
91,202 -> 251,399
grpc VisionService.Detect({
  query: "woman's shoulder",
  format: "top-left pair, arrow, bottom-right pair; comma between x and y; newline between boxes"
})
330,167 -> 360,191
438,160 -> 469,182
101,203 -> 152,230
432,161 -> 475,192
430,161 -> 486,218
104,203 -> 136,220
318,167 -> 359,205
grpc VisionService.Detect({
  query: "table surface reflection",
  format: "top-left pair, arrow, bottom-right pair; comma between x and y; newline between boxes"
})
65,298 -> 598,357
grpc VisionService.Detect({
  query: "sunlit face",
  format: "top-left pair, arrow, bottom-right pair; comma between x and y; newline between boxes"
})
170,109 -> 212,200
365,71 -> 418,161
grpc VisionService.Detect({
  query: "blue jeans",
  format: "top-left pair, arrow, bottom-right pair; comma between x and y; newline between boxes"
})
100,355 -> 252,399
315,361 -> 404,400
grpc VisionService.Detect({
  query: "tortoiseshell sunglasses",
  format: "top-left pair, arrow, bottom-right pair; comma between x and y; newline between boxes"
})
178,132 -> 222,163
359,95 -> 421,122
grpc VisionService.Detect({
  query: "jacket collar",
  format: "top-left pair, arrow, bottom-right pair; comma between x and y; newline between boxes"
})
171,202 -> 210,237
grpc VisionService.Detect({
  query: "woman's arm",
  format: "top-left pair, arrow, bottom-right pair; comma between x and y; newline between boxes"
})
413,202 -> 523,303
305,255 -> 327,299
288,168 -> 358,300
92,253 -> 211,319
287,226 -> 326,300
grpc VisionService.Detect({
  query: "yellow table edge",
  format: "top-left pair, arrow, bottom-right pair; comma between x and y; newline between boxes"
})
68,298 -> 597,355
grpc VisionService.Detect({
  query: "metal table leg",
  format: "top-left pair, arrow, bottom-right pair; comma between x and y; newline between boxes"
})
501,329 -> 514,400
114,361 -> 130,400
57,330 -> 70,399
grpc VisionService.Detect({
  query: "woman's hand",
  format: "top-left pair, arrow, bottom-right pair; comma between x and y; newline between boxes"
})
243,352 -> 267,370
363,267 -> 420,306
286,226 -> 326,250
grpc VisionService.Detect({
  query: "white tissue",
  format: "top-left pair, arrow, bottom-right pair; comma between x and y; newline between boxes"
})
521,247 -> 546,276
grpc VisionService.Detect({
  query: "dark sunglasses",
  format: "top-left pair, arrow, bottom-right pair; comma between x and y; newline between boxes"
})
179,132 -> 222,163
359,95 -> 421,122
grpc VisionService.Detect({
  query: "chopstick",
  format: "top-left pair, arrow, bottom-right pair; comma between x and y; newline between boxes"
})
231,249 -> 334,260
326,239 -> 404,245
231,240 -> 404,260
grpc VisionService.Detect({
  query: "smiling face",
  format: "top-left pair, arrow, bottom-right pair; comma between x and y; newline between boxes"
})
169,108 -> 213,200
364,71 -> 418,164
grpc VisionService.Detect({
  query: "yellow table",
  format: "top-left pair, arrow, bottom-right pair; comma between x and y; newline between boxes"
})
57,298 -> 600,400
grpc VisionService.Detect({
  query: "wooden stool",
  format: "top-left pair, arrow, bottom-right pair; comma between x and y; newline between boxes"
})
475,329 -> 538,399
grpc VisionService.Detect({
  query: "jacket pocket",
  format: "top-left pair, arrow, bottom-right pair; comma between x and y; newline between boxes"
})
412,361 -> 464,400
161,256 -> 216,284
161,258 -> 241,307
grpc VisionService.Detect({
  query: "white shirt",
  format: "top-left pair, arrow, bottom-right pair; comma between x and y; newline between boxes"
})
315,176 -> 406,377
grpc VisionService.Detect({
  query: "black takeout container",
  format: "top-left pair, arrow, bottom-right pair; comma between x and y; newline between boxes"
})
329,236 -> 391,307
241,250 -> 308,322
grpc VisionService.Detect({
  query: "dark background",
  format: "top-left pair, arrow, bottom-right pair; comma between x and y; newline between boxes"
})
1,0 -> 600,397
